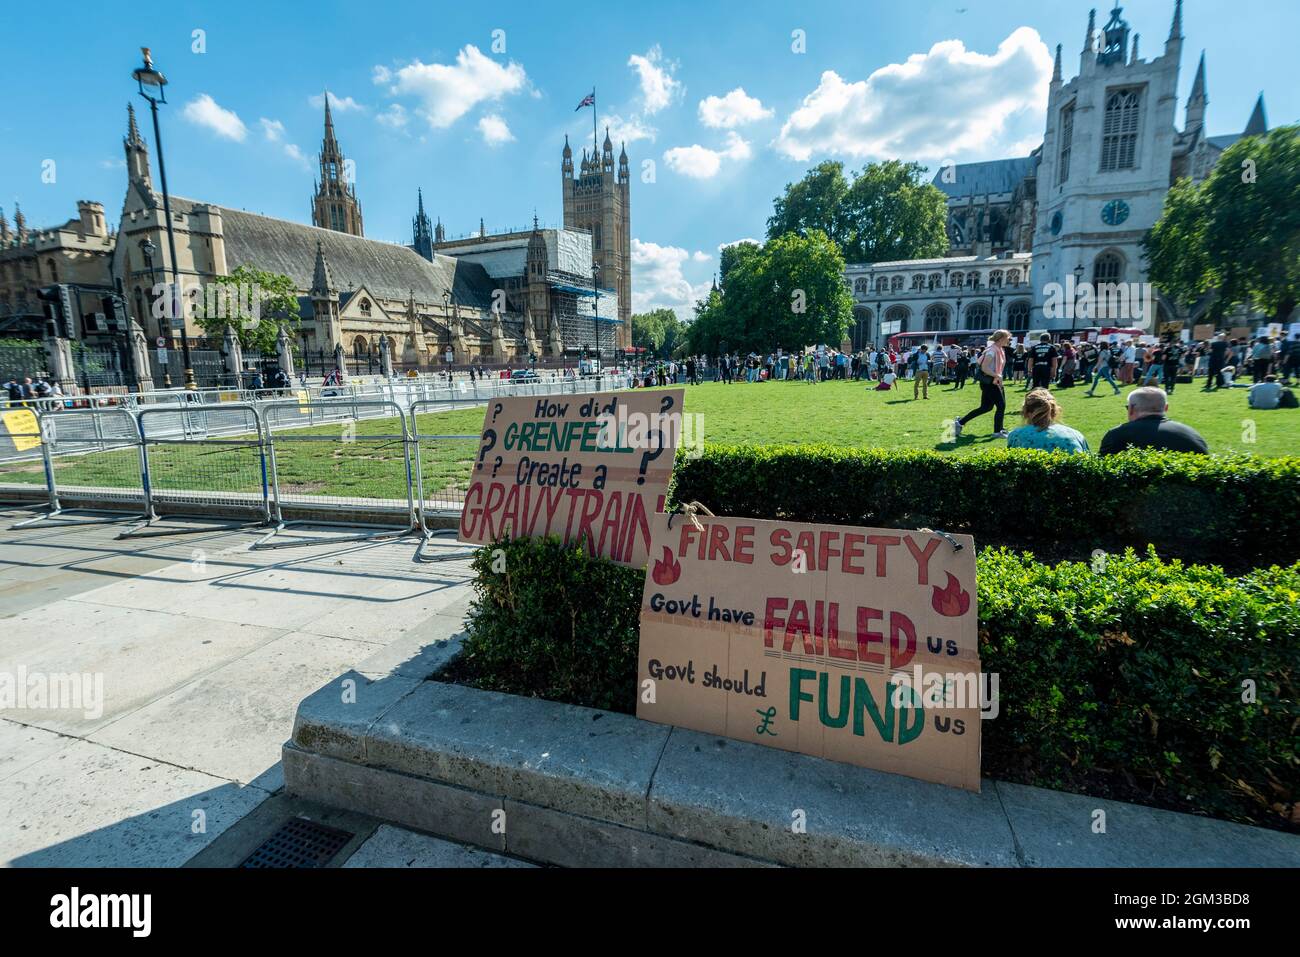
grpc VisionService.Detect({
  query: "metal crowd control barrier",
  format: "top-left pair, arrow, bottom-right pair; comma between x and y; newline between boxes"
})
8,406 -> 147,529
407,398 -> 483,563
254,399 -> 418,550
120,403 -> 271,539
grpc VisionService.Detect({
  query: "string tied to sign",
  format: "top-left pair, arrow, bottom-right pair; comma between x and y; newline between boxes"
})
666,500 -> 714,532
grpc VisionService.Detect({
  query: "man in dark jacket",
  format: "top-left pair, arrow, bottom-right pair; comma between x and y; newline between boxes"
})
1203,333 -> 1229,391
1099,387 -> 1208,455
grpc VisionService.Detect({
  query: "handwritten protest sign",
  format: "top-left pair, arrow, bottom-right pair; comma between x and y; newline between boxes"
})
636,512 -> 984,791
458,389 -> 685,567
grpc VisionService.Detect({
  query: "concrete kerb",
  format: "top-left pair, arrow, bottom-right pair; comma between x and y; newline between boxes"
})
283,670 -> 1300,868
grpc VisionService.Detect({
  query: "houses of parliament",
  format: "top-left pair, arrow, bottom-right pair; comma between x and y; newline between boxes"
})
0,96 -> 632,363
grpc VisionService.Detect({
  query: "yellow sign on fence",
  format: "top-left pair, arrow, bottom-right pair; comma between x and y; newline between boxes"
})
1,409 -> 42,452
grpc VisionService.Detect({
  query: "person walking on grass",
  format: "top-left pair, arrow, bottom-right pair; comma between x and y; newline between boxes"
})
1006,389 -> 1089,454
913,345 -> 931,399
953,330 -> 1012,439
1086,342 -> 1122,396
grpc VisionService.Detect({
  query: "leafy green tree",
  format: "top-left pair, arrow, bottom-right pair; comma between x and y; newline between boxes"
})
842,160 -> 949,263
631,308 -> 686,357
767,160 -> 948,264
195,265 -> 301,353
685,232 -> 851,354
1145,125 -> 1300,323
766,161 -> 851,249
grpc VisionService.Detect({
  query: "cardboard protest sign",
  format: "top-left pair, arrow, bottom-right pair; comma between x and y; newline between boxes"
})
459,389 -> 685,567
1230,327 -> 1252,341
637,512 -> 983,791
1194,323 -> 1216,341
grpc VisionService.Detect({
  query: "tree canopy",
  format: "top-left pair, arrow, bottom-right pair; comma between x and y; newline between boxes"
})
767,159 -> 949,264
194,265 -> 301,353
1144,125 -> 1300,323
685,230 -> 852,356
631,308 -> 687,357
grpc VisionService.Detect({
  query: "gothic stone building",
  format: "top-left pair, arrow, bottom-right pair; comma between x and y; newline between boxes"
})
846,1 -> 1275,343
0,201 -> 116,337
111,103 -> 544,364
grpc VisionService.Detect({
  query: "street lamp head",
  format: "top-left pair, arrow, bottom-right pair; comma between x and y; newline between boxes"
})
1074,263 -> 1085,282
133,47 -> 168,102
139,237 -> 156,258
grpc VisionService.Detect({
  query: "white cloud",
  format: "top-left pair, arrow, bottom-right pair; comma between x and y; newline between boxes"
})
628,45 -> 682,115
182,94 -> 248,142
698,88 -> 773,129
663,131 -> 752,180
605,113 -> 656,145
376,45 -> 528,129
692,251 -> 711,263
632,238 -> 713,321
259,118 -> 310,167
718,238 -> 760,251
99,158 -> 126,170
309,92 -> 363,112
376,103 -> 409,130
774,26 -> 1052,163
478,114 -> 515,146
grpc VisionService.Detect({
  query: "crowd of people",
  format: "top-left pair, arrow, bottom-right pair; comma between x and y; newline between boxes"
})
3,376 -> 65,401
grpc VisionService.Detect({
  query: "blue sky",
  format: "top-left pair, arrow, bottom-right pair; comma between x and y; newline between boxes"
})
3,0 -> 1295,318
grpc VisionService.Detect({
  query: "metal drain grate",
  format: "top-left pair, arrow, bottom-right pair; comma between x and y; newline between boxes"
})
240,818 -> 354,868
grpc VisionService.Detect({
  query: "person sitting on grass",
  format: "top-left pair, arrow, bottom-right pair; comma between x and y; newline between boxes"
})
1006,389 -> 1089,454
1247,374 -> 1284,410
1099,387 -> 1208,455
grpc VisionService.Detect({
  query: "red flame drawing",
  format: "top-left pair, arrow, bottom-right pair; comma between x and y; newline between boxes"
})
651,547 -> 682,586
931,573 -> 971,617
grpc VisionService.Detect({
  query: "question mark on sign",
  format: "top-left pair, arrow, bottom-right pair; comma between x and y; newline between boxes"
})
637,429 -> 665,485
476,429 -> 497,471
660,395 -> 674,414
492,455 -> 503,477
491,402 -> 504,423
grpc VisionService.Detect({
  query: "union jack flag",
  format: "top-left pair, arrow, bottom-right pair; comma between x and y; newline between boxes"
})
574,91 -> 595,111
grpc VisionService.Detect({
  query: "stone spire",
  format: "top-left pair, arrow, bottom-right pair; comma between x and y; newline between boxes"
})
311,93 -> 363,236
14,204 -> 27,244
1052,44 -> 1063,83
310,239 -> 336,296
124,103 -> 153,189
412,187 -> 434,261
1130,33 -> 1140,64
1185,52 -> 1207,131
1084,8 -> 1096,52
1169,0 -> 1183,42
1243,94 -> 1268,137
0,205 -> 9,245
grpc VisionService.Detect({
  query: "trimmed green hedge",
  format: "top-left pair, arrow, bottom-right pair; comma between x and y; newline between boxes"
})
449,536 -> 1299,832
671,446 -> 1300,569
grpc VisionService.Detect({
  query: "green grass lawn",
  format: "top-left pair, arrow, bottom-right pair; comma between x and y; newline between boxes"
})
670,377 -> 1298,457
3,380 -> 1293,498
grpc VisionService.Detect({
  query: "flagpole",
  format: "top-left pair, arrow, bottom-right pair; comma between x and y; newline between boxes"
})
592,86 -> 598,158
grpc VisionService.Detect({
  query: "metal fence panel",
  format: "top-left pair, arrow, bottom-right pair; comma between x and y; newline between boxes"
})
407,399 -> 487,518
136,404 -> 269,524
43,406 -> 146,511
260,399 -> 415,528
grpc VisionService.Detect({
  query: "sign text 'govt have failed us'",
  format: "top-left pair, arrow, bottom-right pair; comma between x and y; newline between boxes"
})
637,513 -> 984,791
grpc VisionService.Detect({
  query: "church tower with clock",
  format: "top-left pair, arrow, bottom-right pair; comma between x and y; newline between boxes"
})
1031,3 -> 1184,327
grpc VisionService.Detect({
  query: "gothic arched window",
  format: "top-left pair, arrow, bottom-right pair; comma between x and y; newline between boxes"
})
924,304 -> 950,332
1093,252 -> 1123,286
874,276 -> 888,294
951,272 -> 964,288
1101,88 -> 1142,171
965,302 -> 991,330
890,275 -> 904,293
359,298 -> 372,317
854,278 -> 869,296
911,274 -> 924,291
990,270 -> 1003,288
1007,269 -> 1021,286
1006,300 -> 1031,332
928,273 -> 942,290
884,305 -> 910,335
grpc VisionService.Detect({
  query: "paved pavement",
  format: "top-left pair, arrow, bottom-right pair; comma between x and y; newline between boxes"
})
0,505 -> 505,867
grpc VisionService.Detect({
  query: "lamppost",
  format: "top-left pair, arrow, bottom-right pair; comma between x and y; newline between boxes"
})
139,237 -> 170,387
590,262 -> 601,364
997,294 -> 1006,326
133,48 -> 195,389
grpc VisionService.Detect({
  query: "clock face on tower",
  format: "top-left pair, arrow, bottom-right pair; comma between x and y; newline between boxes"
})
1050,211 -> 1063,236
1101,199 -> 1131,226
